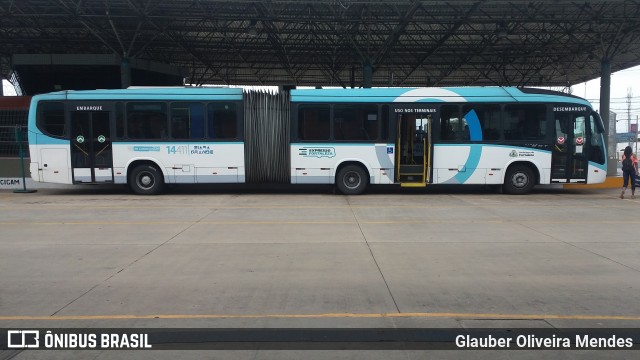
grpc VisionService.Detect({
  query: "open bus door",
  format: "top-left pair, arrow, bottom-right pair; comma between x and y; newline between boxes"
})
395,111 -> 432,187
551,107 -> 588,183
69,105 -> 114,183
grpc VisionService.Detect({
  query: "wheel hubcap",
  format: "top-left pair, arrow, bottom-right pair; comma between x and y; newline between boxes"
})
345,171 -> 361,189
138,172 -> 154,189
512,172 -> 528,188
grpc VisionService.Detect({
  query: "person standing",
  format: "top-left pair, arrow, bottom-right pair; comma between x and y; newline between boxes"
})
620,146 -> 638,199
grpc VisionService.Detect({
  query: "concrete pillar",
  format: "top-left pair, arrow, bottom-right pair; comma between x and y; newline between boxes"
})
363,61 -> 372,88
120,58 -> 131,89
600,59 -> 617,176
350,65 -> 355,89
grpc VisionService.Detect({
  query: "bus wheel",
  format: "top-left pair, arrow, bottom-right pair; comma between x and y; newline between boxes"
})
336,165 -> 368,195
503,165 -> 534,195
129,164 -> 164,195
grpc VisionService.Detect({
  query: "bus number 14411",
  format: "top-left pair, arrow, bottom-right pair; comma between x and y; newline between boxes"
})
166,145 -> 188,155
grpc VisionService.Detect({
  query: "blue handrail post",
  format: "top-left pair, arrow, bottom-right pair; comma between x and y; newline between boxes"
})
13,124 -> 37,193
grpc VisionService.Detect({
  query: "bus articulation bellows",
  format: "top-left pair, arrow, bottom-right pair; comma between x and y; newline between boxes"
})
28,87 -> 607,195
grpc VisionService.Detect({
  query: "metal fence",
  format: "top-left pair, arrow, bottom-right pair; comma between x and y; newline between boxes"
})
0,108 -> 29,157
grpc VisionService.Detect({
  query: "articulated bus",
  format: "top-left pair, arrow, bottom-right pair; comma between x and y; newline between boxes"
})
28,87 -> 607,195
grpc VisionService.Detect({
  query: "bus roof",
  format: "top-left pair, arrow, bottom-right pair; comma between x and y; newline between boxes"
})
29,86 -> 592,108
32,87 -> 244,102
290,87 -> 592,107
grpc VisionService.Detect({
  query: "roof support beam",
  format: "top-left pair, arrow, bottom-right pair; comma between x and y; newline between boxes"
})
371,0 -> 420,68
255,3 -> 299,85
398,1 -> 482,85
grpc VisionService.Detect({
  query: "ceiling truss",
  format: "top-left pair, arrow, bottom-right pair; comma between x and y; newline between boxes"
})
2,0 -> 640,90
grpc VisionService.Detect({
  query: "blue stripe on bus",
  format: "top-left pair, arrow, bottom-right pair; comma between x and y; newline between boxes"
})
291,96 -> 414,103
32,88 -> 244,102
456,144 -> 482,184
464,109 -> 483,141
291,143 -> 393,146
588,161 -> 607,171
501,88 -> 592,107
432,144 -> 610,186
291,88 -> 408,99
29,134 -> 69,145
435,143 -> 552,154
290,87 -> 594,108
113,141 -> 244,145
65,94 -> 243,101
435,143 -> 551,184
29,138 -> 245,145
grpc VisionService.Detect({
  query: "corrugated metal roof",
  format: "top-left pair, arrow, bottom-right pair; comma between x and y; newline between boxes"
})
2,1 -> 640,92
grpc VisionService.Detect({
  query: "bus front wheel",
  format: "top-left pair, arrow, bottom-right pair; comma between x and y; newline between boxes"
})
503,165 -> 534,195
336,165 -> 368,195
129,164 -> 164,195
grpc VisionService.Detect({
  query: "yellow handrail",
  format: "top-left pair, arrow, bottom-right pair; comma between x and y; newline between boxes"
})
426,116 -> 431,183
423,137 -> 427,182
396,114 -> 401,182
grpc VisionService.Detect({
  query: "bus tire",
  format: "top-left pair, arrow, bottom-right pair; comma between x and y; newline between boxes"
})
129,164 -> 164,195
336,165 -> 368,195
503,164 -> 534,195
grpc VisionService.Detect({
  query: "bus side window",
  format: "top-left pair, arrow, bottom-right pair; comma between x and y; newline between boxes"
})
504,104 -> 546,141
126,102 -> 167,140
298,104 -> 330,140
463,104 -> 501,141
37,102 -> 66,138
147,113 -> 168,139
381,105 -> 389,141
171,102 -> 204,140
440,105 -> 461,141
208,102 -> 237,140
115,102 -> 125,139
589,113 -> 605,165
333,104 -> 377,141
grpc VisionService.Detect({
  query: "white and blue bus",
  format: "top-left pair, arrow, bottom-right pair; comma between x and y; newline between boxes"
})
28,86 -> 607,195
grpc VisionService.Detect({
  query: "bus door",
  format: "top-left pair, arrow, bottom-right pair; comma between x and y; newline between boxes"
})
70,109 -> 114,183
551,108 -> 588,183
395,110 -> 432,186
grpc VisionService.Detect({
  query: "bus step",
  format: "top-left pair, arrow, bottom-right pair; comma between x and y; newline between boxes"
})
400,165 -> 424,173
399,174 -> 424,182
401,182 -> 427,188
399,172 -> 424,175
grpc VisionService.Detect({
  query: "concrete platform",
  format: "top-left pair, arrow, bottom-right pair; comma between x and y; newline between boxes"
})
563,176 -> 623,189
0,184 -> 639,359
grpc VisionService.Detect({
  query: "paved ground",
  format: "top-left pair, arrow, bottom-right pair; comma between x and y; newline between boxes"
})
0,184 -> 638,359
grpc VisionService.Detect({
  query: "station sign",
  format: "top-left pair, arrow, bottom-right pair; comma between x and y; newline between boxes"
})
615,132 -> 637,143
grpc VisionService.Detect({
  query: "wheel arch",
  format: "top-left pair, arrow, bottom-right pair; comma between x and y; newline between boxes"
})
126,159 -> 168,184
334,160 -> 372,185
502,160 -> 541,185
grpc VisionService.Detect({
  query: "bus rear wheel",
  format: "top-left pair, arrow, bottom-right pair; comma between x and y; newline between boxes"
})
336,165 -> 368,195
129,164 -> 164,195
503,164 -> 534,195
